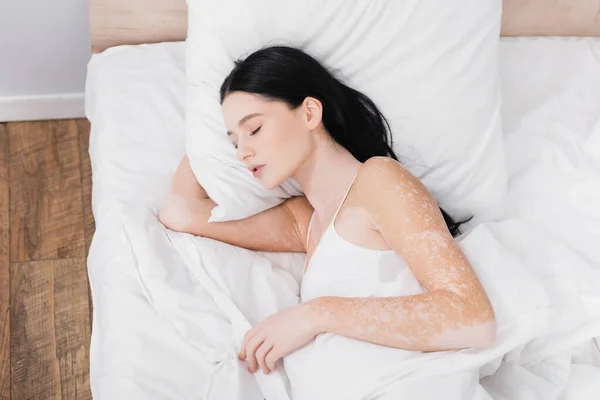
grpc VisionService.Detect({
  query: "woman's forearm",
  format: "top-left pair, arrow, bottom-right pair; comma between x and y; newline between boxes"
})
305,291 -> 496,352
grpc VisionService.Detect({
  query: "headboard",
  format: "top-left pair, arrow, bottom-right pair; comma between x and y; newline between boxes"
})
90,0 -> 600,53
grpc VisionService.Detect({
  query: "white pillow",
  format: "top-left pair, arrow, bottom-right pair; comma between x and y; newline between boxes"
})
185,0 -> 507,225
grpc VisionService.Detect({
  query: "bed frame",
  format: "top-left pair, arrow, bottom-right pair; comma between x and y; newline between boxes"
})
90,0 -> 600,53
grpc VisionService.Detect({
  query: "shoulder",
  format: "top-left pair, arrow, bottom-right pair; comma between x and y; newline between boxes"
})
361,156 -> 412,179
360,156 -> 427,194
357,157 -> 450,250
358,156 -> 436,210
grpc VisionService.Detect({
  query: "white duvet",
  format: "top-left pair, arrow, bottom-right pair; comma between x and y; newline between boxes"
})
84,38 -> 600,399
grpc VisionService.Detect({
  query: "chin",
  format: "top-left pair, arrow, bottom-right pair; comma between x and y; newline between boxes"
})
258,163 -> 295,190
260,174 -> 286,190
261,179 -> 278,190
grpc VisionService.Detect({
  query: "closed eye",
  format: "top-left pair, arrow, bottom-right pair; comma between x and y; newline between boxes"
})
233,127 -> 261,149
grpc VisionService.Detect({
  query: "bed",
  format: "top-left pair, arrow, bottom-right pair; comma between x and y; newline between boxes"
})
85,1 -> 600,399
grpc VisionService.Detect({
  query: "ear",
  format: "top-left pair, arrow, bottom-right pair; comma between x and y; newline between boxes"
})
301,96 -> 323,130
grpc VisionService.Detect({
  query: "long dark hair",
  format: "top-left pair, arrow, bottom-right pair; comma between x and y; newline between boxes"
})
220,45 -> 472,237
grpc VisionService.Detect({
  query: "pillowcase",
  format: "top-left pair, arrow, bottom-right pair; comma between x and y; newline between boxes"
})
185,0 -> 507,226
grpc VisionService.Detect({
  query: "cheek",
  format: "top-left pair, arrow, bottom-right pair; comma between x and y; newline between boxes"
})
262,129 -> 308,188
279,130 -> 311,168
268,120 -> 309,157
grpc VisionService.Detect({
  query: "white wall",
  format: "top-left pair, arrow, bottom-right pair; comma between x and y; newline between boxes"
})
0,0 -> 91,121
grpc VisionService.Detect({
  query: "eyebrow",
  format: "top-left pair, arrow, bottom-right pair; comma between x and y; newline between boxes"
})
226,113 -> 262,136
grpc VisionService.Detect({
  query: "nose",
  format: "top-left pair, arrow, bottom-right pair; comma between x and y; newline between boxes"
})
236,137 -> 254,161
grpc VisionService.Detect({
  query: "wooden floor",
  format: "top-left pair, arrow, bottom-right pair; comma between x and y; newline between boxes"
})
0,119 -> 94,400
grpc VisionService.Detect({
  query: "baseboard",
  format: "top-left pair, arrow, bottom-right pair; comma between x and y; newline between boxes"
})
0,92 -> 85,122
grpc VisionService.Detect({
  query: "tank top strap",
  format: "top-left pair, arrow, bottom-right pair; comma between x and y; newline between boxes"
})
305,168 -> 361,246
331,169 -> 360,223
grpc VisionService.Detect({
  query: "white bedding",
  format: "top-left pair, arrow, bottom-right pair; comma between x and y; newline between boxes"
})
84,38 -> 600,399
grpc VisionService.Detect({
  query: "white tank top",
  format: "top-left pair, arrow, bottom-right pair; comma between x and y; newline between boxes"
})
300,170 -> 425,303
284,171 -> 438,400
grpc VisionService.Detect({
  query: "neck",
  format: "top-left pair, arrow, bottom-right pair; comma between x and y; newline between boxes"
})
292,134 -> 362,218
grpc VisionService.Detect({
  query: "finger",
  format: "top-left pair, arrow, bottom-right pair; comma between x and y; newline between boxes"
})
239,328 -> 259,360
265,348 -> 280,372
255,341 -> 275,375
246,335 -> 265,373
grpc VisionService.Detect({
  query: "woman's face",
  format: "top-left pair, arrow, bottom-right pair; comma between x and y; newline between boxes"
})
222,91 -> 319,189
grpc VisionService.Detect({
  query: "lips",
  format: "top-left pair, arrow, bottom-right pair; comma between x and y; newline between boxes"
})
250,165 -> 265,178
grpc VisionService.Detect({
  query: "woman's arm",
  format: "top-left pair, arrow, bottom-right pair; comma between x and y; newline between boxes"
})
305,157 -> 496,351
306,292 -> 495,352
240,157 -> 496,375
159,155 -> 314,253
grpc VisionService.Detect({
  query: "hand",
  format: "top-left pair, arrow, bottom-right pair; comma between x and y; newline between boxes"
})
239,303 -> 320,374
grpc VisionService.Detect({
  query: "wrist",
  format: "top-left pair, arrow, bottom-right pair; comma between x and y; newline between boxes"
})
303,297 -> 331,335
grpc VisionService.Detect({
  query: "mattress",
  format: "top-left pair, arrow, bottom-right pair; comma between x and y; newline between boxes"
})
84,37 -> 600,399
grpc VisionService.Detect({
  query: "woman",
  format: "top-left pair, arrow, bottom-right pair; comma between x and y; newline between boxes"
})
159,46 -> 496,379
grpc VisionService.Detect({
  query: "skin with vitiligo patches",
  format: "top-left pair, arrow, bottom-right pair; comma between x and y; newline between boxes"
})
303,157 -> 496,352
162,92 -> 497,375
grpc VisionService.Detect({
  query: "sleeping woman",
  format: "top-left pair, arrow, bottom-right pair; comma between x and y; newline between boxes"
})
159,45 -> 496,395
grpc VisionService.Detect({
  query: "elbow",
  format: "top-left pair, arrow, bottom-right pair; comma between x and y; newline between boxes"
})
471,302 -> 498,349
429,318 -> 497,351
466,302 -> 497,349
473,318 -> 497,349
477,301 -> 497,348
158,195 -> 192,232
431,293 -> 497,350
461,292 -> 497,349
